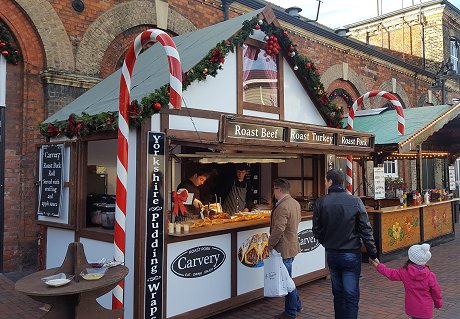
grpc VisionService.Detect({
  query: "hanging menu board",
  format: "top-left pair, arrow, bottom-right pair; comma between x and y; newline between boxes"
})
37,144 -> 64,217
449,165 -> 456,191
374,167 -> 385,200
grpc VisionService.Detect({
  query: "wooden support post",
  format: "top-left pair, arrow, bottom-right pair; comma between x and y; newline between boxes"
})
416,144 -> 423,192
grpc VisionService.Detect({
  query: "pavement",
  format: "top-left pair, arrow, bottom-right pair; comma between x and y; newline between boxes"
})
2,224 -> 459,319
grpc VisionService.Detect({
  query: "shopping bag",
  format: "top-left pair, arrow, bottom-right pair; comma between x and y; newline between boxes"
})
263,250 -> 288,297
280,261 -> 296,293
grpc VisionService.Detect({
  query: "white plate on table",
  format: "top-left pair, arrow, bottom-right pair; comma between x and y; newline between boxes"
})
41,273 -> 73,287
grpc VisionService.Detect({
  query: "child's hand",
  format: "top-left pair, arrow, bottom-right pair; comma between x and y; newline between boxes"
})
369,258 -> 380,268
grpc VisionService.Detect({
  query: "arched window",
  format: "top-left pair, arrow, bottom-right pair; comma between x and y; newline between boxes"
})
450,38 -> 459,73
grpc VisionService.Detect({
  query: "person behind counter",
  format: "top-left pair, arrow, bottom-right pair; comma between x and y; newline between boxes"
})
177,169 -> 210,218
313,169 -> 378,319
221,163 -> 255,214
268,178 -> 303,319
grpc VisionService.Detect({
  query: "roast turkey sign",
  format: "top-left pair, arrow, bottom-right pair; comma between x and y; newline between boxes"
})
171,246 -> 225,278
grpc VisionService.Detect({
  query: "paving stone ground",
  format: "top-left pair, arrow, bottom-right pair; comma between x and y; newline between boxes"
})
211,223 -> 460,319
2,224 -> 459,319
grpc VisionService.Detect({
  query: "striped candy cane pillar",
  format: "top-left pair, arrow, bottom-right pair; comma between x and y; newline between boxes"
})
346,90 -> 405,193
114,29 -> 182,314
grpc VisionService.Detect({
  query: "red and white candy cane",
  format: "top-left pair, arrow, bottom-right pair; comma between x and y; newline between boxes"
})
114,29 -> 182,313
346,90 -> 405,193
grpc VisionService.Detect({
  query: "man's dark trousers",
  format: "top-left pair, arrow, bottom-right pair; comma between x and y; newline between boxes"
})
326,250 -> 361,319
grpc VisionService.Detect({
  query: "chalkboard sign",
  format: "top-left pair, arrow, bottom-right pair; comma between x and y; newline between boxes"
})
38,144 -> 64,217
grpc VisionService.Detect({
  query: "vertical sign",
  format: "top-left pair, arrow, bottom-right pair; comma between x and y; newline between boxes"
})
145,132 -> 165,319
374,167 -> 385,200
37,144 -> 64,217
448,165 -> 456,191
326,154 -> 336,171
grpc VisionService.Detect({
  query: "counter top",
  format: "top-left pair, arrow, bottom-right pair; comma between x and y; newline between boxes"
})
368,198 -> 459,213
168,211 -> 312,240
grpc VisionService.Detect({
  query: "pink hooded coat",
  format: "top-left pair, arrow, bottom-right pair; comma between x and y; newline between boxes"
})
377,263 -> 443,319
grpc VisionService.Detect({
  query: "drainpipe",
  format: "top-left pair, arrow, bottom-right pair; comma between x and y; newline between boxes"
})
222,0 -> 235,21
419,8 -> 426,69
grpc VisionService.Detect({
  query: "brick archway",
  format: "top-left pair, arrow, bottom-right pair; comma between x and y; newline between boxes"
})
417,92 -> 440,106
321,64 -> 371,109
12,0 -> 74,71
0,1 -> 47,271
76,1 -> 196,76
378,81 -> 410,108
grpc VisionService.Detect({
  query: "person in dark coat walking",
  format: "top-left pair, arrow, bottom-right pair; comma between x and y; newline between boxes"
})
313,169 -> 378,319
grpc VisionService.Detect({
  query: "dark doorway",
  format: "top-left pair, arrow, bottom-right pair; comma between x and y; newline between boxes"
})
0,107 -> 5,272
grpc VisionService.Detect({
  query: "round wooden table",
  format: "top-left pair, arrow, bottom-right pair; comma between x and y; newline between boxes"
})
15,265 -> 128,319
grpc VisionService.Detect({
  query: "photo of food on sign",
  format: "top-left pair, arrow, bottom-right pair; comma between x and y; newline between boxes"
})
238,233 -> 269,268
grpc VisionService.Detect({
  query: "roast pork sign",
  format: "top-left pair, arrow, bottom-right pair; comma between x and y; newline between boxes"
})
171,246 -> 226,278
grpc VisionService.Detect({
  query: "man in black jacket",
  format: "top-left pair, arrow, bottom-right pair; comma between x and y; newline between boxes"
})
313,169 -> 378,319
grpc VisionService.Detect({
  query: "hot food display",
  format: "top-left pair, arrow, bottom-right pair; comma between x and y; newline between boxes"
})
184,210 -> 271,229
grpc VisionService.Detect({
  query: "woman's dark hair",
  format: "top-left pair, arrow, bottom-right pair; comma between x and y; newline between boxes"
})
326,169 -> 345,186
273,178 -> 290,193
194,169 -> 211,178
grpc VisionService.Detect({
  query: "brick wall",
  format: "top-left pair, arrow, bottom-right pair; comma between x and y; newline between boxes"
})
1,1 -> 46,271
2,0 -> 460,271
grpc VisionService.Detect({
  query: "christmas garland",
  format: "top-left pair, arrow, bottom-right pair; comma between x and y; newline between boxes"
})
0,23 -> 21,65
40,16 -> 343,138
328,88 -> 353,108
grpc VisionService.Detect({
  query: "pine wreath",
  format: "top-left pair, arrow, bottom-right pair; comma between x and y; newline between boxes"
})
0,23 -> 21,65
328,88 -> 354,108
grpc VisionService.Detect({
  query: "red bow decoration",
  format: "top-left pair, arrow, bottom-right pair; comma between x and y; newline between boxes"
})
172,189 -> 188,216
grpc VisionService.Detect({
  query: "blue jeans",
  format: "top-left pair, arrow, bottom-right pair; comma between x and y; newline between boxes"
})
326,250 -> 361,319
283,257 -> 302,318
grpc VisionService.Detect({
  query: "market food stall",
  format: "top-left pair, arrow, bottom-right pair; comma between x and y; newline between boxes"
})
348,103 -> 460,261
34,7 -> 376,319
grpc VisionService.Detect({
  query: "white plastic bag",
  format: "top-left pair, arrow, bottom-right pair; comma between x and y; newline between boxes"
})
281,261 -> 296,293
264,250 -> 287,297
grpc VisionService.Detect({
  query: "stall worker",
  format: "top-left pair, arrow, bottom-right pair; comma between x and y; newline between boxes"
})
221,163 -> 255,214
177,169 -> 210,218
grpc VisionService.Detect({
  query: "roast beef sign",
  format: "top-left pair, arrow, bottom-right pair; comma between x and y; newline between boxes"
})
298,229 -> 320,253
171,246 -> 225,278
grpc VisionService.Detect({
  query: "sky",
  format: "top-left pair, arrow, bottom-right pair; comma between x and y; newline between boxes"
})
267,0 -> 460,29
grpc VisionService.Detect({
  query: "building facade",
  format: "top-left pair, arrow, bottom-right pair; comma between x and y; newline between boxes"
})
1,0 -> 459,272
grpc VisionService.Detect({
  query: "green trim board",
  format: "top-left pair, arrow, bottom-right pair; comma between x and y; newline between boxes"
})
342,104 -> 460,153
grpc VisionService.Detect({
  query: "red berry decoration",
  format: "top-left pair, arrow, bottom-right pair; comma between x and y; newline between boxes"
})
265,35 -> 280,58
306,63 -> 311,68
153,102 -> 162,111
283,31 -> 288,36
255,24 -> 261,30
1,50 -> 8,56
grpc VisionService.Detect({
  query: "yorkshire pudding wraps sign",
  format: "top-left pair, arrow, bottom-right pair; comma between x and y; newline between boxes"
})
145,132 -> 165,319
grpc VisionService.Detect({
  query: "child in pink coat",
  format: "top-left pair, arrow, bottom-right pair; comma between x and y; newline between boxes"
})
370,243 -> 442,319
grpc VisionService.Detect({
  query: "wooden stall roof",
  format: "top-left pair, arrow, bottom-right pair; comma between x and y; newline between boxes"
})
343,103 -> 460,154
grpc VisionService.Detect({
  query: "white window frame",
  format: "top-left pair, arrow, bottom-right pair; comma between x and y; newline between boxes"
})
0,55 -> 6,107
450,39 -> 459,73
383,160 -> 398,178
